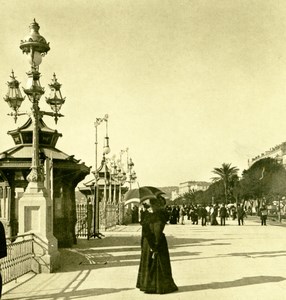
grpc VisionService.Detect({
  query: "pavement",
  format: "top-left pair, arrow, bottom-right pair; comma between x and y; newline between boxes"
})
2,216 -> 286,300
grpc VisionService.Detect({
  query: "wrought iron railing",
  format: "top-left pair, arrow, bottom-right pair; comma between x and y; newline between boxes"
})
0,233 -> 41,284
75,203 -> 89,238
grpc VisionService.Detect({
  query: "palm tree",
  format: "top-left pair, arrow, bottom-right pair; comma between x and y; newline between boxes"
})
212,163 -> 239,203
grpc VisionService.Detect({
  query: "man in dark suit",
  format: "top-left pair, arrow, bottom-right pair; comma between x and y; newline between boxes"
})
219,203 -> 228,226
0,221 -> 7,298
237,204 -> 245,225
200,206 -> 208,226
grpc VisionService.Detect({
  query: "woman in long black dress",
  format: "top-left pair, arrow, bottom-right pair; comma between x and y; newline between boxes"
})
136,196 -> 178,294
169,206 -> 178,224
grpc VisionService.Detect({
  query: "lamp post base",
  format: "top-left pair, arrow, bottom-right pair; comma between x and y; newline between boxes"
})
90,232 -> 105,239
17,181 -> 59,273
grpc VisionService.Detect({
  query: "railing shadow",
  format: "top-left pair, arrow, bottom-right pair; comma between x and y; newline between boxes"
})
6,288 -> 133,300
3,269 -> 133,300
58,235 -> 219,272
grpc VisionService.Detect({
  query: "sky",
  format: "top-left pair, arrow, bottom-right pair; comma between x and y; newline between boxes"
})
1,0 -> 286,187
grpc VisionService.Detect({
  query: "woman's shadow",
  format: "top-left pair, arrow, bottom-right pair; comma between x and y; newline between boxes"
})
177,275 -> 285,292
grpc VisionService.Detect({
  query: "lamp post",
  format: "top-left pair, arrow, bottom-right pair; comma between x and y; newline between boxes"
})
3,20 -> 65,272
116,154 -> 127,225
120,148 -> 137,190
116,167 -> 127,225
92,114 -> 108,239
4,21 -> 65,185
116,167 -> 126,202
102,117 -> 110,229
127,158 -> 137,190
110,160 -> 118,204
108,157 -> 112,204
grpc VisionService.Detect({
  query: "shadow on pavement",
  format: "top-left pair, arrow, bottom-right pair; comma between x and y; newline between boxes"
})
59,235 -> 217,272
178,276 -> 286,292
5,287 -> 133,300
167,236 -> 215,247
3,270 -> 133,300
223,250 -> 286,258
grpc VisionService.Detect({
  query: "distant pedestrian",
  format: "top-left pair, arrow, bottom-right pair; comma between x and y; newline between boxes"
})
260,205 -> 268,226
132,206 -> 139,223
0,221 -> 7,298
190,205 -> 199,225
179,206 -> 185,225
210,205 -> 218,225
219,203 -> 228,226
231,206 -> 237,220
169,206 -> 178,224
200,206 -> 208,226
140,203 -> 150,224
237,204 -> 246,226
175,206 -> 180,223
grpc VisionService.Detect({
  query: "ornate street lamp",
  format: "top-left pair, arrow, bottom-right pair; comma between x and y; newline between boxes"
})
103,115 -> 110,155
92,114 -> 108,239
4,20 -> 65,185
46,73 -> 66,124
3,20 -> 65,272
116,166 -> 127,224
118,148 -> 137,190
4,71 -> 25,123
102,117 -> 111,229
19,19 -> 50,65
111,161 -> 118,204
128,158 -> 137,189
116,167 -> 126,198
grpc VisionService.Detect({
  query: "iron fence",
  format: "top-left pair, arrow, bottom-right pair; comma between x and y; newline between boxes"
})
0,234 -> 35,284
75,203 -> 89,238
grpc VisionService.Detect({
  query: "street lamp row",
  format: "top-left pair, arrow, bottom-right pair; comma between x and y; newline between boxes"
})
91,122 -> 138,236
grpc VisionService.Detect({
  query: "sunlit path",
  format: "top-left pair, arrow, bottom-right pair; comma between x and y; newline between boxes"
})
3,217 -> 286,300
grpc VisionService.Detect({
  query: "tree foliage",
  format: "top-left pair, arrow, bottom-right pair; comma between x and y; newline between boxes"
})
171,158 -> 286,208
212,163 -> 239,203
240,158 -> 286,200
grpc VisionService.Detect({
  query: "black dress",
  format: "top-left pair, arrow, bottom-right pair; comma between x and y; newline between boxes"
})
136,209 -> 178,294
0,221 -> 7,298
169,208 -> 178,224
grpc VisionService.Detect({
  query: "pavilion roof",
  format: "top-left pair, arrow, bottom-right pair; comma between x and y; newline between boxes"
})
8,117 -> 61,134
0,144 -> 88,167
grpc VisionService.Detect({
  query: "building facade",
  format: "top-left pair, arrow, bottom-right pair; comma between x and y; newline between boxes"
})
248,142 -> 286,168
179,181 -> 210,195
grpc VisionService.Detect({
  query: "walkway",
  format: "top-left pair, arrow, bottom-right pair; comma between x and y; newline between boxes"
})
2,217 -> 286,300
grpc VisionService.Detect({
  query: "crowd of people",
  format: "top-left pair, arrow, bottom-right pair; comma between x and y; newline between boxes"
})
157,203 -> 268,227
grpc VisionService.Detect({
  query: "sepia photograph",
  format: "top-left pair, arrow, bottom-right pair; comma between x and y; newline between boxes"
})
1,1 -> 286,299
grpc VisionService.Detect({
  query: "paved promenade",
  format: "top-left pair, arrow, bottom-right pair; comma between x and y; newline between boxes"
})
2,217 -> 286,300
